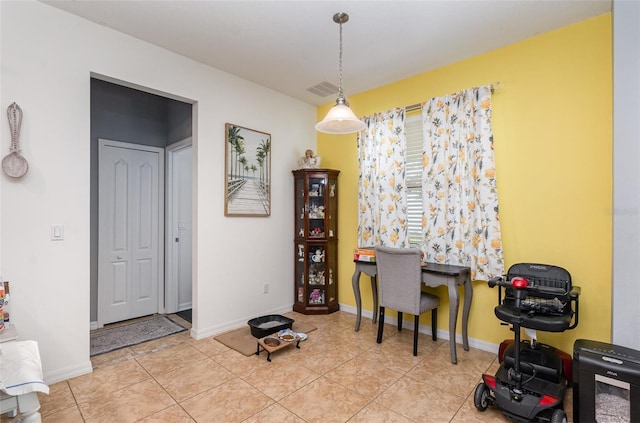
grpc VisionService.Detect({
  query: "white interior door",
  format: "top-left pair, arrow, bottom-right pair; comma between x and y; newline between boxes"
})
169,142 -> 193,312
98,139 -> 164,326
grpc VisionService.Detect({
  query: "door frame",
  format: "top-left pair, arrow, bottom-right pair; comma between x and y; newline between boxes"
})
97,138 -> 166,327
165,137 -> 193,314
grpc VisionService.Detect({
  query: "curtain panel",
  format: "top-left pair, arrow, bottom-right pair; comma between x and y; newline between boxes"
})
356,108 -> 409,248
421,85 -> 504,280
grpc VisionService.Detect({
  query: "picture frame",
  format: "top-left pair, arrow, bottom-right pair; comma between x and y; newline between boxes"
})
224,123 -> 271,217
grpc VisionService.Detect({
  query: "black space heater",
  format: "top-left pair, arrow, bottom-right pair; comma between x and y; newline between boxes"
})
573,339 -> 640,422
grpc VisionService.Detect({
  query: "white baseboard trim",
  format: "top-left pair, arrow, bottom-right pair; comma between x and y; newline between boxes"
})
90,321 -> 98,331
338,302 -> 498,355
190,304 -> 293,340
44,360 -> 93,385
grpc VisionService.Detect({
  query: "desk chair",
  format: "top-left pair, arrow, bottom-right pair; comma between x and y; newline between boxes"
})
375,246 -> 440,356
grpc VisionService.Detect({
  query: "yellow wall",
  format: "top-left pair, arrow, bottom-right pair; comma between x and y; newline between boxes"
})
317,14 -> 612,354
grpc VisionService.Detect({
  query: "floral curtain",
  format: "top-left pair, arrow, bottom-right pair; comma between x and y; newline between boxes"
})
421,85 -> 504,280
357,108 -> 409,248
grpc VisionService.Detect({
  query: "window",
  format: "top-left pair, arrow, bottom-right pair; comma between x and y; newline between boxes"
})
405,112 -> 423,247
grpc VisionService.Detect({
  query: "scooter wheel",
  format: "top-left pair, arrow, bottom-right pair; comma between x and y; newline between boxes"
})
474,383 -> 490,411
550,409 -> 567,423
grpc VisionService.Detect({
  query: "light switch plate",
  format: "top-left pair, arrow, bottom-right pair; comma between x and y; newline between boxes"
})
51,224 -> 64,241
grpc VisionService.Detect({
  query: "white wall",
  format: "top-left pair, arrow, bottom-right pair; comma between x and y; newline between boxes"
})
612,0 -> 640,350
0,1 -> 317,383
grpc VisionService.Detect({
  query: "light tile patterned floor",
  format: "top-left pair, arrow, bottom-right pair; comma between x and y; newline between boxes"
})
3,311 -> 574,422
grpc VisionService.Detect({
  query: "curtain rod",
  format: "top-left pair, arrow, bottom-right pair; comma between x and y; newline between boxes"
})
404,82 -> 500,112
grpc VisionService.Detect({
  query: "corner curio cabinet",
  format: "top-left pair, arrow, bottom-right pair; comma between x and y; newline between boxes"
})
292,168 -> 339,314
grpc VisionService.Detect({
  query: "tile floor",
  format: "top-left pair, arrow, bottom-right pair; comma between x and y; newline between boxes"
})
4,311 -> 574,422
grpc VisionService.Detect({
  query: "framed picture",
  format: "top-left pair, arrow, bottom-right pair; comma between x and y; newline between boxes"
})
224,123 -> 271,217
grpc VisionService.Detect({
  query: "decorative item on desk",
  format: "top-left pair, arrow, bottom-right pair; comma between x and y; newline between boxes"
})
354,247 -> 376,262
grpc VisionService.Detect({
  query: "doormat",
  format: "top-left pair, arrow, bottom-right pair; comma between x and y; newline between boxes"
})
214,321 -> 317,356
90,316 -> 187,357
176,309 -> 192,323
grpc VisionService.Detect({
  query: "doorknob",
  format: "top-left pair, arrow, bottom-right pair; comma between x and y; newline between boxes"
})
117,255 -> 122,259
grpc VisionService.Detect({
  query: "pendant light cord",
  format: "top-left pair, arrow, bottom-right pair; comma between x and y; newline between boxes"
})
338,18 -> 344,99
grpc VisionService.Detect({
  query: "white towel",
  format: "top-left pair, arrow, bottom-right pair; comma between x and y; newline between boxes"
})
0,340 -> 49,396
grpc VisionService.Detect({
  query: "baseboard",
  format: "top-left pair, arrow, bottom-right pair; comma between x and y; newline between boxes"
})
190,304 -> 292,340
90,321 -> 98,330
338,302 -> 498,355
44,360 -> 93,385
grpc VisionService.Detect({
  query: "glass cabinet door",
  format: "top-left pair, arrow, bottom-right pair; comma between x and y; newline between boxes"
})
327,175 -> 337,239
295,178 -> 305,239
295,242 -> 305,303
308,176 -> 326,238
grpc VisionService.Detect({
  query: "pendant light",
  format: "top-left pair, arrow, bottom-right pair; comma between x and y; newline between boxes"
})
315,12 -> 366,135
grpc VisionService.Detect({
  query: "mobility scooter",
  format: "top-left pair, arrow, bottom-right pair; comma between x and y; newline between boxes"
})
474,263 -> 580,423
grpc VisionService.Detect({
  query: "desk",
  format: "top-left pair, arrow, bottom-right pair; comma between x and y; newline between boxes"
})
352,261 -> 472,364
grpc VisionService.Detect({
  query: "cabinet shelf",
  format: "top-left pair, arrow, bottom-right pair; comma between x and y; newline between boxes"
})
292,169 -> 339,315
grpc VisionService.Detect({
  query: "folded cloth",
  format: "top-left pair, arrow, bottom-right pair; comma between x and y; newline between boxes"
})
0,340 -> 49,396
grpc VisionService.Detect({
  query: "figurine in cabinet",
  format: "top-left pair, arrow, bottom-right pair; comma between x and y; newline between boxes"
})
311,249 -> 324,262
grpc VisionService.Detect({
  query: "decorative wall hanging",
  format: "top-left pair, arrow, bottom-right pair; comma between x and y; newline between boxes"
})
224,123 -> 271,217
2,102 -> 28,178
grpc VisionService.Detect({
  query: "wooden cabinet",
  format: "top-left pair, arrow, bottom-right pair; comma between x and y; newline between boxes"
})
292,169 -> 339,314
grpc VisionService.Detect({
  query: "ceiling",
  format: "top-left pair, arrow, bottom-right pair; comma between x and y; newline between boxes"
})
42,0 -> 611,106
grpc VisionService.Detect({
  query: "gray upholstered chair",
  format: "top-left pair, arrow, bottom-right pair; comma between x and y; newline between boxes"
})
375,246 -> 440,356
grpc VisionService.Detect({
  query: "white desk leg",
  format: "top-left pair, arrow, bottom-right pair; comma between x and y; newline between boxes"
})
17,392 -> 42,423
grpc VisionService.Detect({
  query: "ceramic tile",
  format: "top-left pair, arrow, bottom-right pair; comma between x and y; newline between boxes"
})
378,375 -> 467,422
347,401 -> 414,423
41,405 -> 85,423
154,357 -> 236,402
279,376 -> 369,423
130,331 -> 191,355
38,381 -> 76,417
243,403 -> 307,423
68,359 -> 151,404
136,404 -> 195,422
325,353 -> 402,398
135,342 -> 207,376
90,346 -> 137,370
211,348 -> 272,377
180,378 -> 273,422
288,341 -> 357,374
243,360 -> 320,401
78,379 -> 175,423
188,335 -> 230,357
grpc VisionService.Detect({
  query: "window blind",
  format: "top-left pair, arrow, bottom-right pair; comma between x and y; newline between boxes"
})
405,113 -> 423,247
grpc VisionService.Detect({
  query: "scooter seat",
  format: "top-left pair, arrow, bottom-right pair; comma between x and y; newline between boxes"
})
495,304 -> 573,332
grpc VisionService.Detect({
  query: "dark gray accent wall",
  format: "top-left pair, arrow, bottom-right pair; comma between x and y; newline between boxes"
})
90,78 -> 192,322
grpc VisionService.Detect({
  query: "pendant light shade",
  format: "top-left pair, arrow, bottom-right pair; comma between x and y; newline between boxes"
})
316,12 -> 365,135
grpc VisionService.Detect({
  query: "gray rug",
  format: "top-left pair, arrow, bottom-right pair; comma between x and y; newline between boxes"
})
90,316 -> 187,356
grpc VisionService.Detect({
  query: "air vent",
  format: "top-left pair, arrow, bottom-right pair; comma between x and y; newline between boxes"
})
306,81 -> 339,97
